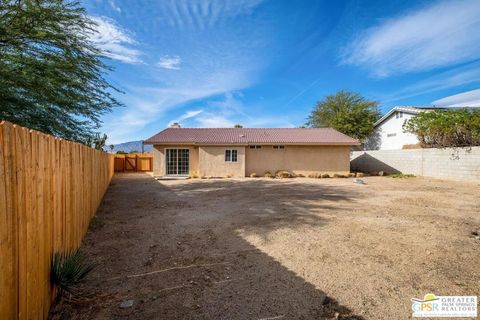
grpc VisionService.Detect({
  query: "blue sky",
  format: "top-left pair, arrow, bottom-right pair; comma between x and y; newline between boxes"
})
83,0 -> 480,144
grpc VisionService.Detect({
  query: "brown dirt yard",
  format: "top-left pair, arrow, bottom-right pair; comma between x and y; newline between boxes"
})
55,173 -> 480,320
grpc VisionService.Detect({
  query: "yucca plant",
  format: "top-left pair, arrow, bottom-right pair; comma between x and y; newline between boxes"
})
51,250 -> 95,299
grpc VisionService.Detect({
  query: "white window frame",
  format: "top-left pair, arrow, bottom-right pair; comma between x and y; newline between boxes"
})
165,148 -> 190,176
249,145 -> 262,149
225,149 -> 238,162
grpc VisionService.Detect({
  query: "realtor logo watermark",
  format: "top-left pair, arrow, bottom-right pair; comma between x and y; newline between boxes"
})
411,293 -> 477,318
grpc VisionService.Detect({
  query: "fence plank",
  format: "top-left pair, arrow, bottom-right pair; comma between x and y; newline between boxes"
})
0,122 -> 17,319
0,121 -> 115,319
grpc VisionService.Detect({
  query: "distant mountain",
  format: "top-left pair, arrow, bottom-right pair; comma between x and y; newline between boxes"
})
104,140 -> 153,154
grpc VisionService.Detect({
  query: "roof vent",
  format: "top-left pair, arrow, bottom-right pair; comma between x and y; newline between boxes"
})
234,124 -> 243,128
170,122 -> 181,128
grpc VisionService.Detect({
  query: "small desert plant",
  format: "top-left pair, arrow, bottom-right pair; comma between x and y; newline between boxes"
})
51,250 -> 95,299
388,173 -> 415,178
276,170 -> 292,178
333,173 -> 348,178
190,173 -> 199,179
321,173 -> 330,178
226,174 -> 233,178
250,172 -> 258,178
264,171 -> 274,178
296,173 -> 305,178
307,173 -> 317,178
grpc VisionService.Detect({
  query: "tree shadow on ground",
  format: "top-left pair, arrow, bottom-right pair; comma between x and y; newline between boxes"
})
52,173 -> 365,320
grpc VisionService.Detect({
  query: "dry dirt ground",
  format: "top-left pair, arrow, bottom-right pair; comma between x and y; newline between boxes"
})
54,173 -> 480,320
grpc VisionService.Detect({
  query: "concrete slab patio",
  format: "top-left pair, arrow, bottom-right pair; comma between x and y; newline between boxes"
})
57,173 -> 480,319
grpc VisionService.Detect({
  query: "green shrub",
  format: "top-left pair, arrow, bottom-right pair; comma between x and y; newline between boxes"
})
51,250 -> 95,299
389,173 -> 415,178
250,172 -> 259,178
403,108 -> 480,148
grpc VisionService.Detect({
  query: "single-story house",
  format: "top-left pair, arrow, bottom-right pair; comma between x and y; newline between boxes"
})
144,124 -> 359,178
364,106 -> 443,150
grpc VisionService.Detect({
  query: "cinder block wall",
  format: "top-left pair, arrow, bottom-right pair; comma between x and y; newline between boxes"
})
350,147 -> 480,181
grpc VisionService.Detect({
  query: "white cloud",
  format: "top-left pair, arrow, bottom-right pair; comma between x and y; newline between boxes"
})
433,89 -> 480,108
101,83 -> 244,143
173,92 -> 296,129
168,109 -> 203,126
164,0 -> 263,29
158,56 -> 182,70
107,0 -> 121,13
342,0 -> 480,77
195,115 -> 236,127
380,62 -> 480,103
98,0 -> 268,142
88,16 -> 142,64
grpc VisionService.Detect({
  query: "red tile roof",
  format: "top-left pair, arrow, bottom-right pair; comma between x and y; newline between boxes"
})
145,127 -> 359,145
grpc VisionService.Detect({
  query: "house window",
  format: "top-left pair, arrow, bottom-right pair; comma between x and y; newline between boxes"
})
225,149 -> 238,162
249,145 -> 262,149
273,145 -> 285,149
396,112 -> 403,119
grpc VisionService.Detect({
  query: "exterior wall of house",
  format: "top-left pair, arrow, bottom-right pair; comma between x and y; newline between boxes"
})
152,145 -> 199,176
366,112 -> 419,150
245,145 -> 350,176
153,144 -> 351,177
198,146 -> 246,177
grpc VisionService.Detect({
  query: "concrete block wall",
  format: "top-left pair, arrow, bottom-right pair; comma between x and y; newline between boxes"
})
351,147 -> 480,181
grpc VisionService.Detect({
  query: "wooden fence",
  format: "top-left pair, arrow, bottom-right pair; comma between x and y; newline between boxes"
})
114,153 -> 153,172
0,121 -> 115,319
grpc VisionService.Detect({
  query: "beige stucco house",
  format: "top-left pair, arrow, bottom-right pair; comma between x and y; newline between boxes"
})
144,124 -> 359,178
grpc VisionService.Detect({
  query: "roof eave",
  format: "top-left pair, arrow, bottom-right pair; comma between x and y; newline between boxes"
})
145,141 -> 359,146
374,107 -> 422,127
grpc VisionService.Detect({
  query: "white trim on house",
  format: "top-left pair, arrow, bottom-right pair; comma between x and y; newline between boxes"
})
374,106 -> 436,127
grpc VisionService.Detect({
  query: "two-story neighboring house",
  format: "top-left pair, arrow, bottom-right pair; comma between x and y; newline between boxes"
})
365,106 -> 442,150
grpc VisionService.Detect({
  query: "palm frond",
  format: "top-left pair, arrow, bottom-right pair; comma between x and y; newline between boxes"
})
51,249 -> 95,297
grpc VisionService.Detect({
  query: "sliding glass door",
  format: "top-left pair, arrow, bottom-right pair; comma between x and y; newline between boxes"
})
166,149 -> 189,175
